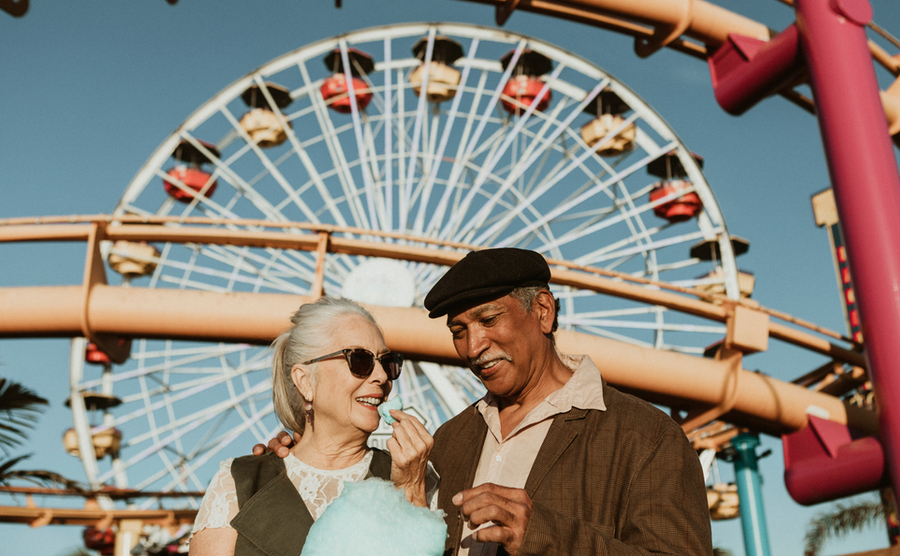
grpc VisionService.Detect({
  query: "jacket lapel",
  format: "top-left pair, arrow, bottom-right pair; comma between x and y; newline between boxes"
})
523,409 -> 587,496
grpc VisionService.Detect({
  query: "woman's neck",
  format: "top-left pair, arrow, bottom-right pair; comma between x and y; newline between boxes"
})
290,425 -> 370,470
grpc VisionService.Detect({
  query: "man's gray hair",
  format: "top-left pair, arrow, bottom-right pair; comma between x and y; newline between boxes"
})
509,286 -> 560,338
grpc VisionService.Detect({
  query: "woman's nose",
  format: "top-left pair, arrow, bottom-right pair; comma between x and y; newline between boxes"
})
369,358 -> 389,384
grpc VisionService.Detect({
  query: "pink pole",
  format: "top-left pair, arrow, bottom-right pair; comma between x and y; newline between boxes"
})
794,0 -> 900,506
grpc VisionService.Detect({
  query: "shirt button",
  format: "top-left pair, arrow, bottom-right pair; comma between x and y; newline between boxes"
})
495,455 -> 502,462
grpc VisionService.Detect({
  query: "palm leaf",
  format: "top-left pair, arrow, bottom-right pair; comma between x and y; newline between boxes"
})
0,454 -> 87,492
804,499 -> 885,556
0,377 -> 48,452
0,453 -> 32,477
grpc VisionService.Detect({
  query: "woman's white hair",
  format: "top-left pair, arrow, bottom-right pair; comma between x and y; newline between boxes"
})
270,297 -> 379,434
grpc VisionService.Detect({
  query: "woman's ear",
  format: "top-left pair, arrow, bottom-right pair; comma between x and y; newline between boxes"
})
291,363 -> 314,402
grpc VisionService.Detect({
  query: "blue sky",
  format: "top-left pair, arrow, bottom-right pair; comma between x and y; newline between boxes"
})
2,1 -> 900,554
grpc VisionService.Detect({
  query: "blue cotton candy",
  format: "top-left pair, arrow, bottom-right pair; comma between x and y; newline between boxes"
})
300,478 -> 447,556
378,396 -> 404,424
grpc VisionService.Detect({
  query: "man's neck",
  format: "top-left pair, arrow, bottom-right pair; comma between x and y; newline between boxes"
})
496,350 -> 573,438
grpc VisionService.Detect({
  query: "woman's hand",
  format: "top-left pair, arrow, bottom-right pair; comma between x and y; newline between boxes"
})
387,410 -> 433,508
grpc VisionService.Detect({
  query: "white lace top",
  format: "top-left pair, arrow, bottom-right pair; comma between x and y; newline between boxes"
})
192,451 -> 373,534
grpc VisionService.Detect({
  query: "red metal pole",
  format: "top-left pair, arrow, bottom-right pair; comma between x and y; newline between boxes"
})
794,0 -> 900,507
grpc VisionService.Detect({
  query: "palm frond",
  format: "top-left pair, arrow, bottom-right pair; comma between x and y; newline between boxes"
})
0,453 -> 32,477
0,454 -> 88,493
804,499 -> 885,556
0,377 -> 49,452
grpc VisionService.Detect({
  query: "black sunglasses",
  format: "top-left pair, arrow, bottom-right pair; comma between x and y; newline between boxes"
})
303,348 -> 403,380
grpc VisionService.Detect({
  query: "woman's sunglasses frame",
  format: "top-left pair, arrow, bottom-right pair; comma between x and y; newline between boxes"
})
302,348 -> 403,380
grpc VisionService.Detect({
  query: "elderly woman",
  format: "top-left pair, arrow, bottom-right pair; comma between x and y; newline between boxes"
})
189,297 -> 434,556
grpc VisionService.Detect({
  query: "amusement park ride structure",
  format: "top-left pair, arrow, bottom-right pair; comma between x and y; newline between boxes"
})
2,1 -> 900,555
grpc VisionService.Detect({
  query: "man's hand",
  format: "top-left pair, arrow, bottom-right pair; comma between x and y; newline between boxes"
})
251,431 -> 298,458
388,410 -> 434,507
453,483 -> 533,556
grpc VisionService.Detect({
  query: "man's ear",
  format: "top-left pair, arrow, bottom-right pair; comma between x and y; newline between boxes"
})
290,364 -> 314,402
534,290 -> 556,335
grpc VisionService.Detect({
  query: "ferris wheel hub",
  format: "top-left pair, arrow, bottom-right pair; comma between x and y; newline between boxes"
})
342,258 -> 418,308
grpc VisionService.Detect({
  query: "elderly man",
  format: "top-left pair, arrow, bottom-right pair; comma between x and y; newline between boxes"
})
423,247 -> 712,556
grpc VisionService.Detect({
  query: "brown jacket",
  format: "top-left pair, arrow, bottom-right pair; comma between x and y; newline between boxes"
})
431,381 -> 713,556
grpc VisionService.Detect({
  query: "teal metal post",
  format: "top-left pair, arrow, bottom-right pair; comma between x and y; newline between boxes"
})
733,433 -> 772,556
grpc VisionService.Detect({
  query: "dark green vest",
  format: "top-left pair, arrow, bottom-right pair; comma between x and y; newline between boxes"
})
229,449 -> 392,556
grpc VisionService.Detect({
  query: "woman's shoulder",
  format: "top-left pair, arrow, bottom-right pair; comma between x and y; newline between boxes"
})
230,452 -> 287,483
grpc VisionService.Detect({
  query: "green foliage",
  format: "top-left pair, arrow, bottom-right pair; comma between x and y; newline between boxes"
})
0,453 -> 88,491
0,377 -> 48,453
0,377 -> 86,491
803,499 -> 885,556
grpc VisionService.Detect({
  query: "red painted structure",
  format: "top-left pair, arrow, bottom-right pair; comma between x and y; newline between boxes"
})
83,526 -> 116,555
501,75 -> 551,114
711,0 -> 900,507
162,140 -> 219,203
499,48 -> 552,115
321,74 -> 372,113
649,181 -> 702,223
163,167 -> 217,202
84,342 -> 110,365
321,48 -> 374,114
783,415 -> 886,505
797,0 -> 900,510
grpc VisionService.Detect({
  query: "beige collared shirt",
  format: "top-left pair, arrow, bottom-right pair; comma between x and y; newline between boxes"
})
459,353 -> 607,556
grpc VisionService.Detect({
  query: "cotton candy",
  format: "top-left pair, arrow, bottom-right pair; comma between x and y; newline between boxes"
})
378,396 -> 404,424
300,478 -> 446,556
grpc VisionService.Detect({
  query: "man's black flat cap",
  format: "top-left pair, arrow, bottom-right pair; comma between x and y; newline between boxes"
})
424,248 -> 551,318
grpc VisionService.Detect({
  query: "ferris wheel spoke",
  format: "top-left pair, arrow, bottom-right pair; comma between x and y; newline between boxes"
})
296,61 -> 360,228
336,40 -> 381,231
496,142 -> 676,251
426,63 -> 488,234
154,403 -> 278,500
399,366 -> 444,427
475,111 -> 645,248
119,379 -> 271,449
107,350 -> 263,405
107,397 -> 250,486
401,30 -> 437,216
380,38 -> 396,230
179,133 -> 288,223
361,115 -> 392,230
585,229 -> 709,267
442,44 -> 553,237
218,104 -> 319,224
462,80 -> 605,245
439,41 -> 525,213
575,221 -> 667,267
127,444 -> 185,493
195,243 -> 311,293
542,189 -> 666,255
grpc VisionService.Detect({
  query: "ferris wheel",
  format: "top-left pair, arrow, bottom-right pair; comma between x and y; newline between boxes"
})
67,22 -> 746,508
